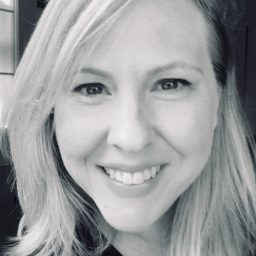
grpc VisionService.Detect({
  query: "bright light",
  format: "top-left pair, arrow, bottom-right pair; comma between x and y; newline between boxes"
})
0,0 -> 14,10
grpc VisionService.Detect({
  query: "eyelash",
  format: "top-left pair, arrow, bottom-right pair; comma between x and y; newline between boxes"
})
73,83 -> 110,96
73,78 -> 191,96
153,78 -> 191,92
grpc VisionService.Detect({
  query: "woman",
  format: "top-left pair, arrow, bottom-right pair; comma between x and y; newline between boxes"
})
1,0 -> 256,255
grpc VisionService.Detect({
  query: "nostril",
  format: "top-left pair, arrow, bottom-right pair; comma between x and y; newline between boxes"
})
107,132 -> 151,152
107,122 -> 153,152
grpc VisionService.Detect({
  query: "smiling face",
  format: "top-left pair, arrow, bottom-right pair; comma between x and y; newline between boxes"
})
54,0 -> 219,234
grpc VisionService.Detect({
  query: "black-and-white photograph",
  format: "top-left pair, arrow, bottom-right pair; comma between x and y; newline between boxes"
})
0,0 -> 256,255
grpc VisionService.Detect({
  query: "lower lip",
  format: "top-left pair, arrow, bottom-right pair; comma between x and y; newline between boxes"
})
98,165 -> 166,197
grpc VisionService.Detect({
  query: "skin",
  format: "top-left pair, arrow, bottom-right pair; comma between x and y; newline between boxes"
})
54,0 -> 219,255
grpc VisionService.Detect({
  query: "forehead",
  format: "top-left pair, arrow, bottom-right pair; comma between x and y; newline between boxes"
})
79,0 -> 211,77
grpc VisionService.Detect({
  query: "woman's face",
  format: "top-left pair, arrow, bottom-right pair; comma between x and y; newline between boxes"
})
54,0 -> 219,233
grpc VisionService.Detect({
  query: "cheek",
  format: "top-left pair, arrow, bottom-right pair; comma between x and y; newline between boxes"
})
151,96 -> 218,200
53,103 -> 109,172
153,94 -> 218,158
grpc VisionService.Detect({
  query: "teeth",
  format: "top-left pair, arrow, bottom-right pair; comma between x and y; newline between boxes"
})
151,167 -> 157,178
122,172 -> 133,185
104,166 -> 162,185
143,169 -> 151,180
109,169 -> 115,179
114,171 -> 122,182
133,172 -> 144,185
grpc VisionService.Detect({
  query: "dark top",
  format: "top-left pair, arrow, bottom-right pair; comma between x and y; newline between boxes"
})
103,245 -> 122,256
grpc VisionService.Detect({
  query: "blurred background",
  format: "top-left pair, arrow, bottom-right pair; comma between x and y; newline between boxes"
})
0,0 -> 255,249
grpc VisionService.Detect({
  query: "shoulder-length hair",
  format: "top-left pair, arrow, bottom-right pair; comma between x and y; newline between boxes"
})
1,0 -> 256,255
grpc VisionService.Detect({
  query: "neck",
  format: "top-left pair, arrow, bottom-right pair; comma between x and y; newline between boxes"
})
100,210 -> 173,256
113,227 -> 169,256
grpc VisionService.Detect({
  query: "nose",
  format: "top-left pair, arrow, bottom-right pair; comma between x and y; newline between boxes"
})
107,97 -> 153,153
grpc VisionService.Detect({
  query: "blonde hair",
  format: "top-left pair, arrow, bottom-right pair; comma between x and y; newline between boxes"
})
1,0 -> 256,255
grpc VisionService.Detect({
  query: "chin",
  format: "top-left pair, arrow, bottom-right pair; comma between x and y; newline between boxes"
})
100,207 -> 160,234
108,219 -> 151,233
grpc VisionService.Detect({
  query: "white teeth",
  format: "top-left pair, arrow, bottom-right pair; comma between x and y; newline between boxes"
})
143,169 -> 151,180
151,167 -> 157,178
104,166 -> 162,185
109,169 -> 115,179
122,172 -> 133,185
114,171 -> 122,182
133,172 -> 144,185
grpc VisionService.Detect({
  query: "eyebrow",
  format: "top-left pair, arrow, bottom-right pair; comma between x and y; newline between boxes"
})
147,62 -> 204,76
79,61 -> 204,78
79,67 -> 112,78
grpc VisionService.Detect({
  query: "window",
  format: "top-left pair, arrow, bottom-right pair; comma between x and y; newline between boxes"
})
0,0 -> 17,122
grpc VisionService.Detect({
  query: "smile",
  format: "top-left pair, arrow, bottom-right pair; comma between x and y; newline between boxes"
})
102,166 -> 162,185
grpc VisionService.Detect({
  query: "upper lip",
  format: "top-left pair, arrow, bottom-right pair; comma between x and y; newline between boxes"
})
98,163 -> 167,173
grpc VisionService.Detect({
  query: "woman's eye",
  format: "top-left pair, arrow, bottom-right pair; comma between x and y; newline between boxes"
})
73,83 -> 109,96
154,78 -> 191,92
